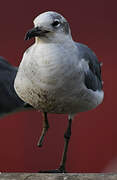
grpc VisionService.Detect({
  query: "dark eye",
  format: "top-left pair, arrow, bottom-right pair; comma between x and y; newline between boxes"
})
52,20 -> 60,27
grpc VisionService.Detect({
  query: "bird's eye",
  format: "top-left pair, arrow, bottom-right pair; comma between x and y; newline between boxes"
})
52,20 -> 60,27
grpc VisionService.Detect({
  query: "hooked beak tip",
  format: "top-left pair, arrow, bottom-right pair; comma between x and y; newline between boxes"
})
24,27 -> 50,41
24,32 -> 30,41
24,27 -> 38,41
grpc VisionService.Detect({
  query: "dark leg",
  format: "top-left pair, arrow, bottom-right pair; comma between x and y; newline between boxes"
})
37,112 -> 49,147
39,116 -> 72,173
59,117 -> 72,172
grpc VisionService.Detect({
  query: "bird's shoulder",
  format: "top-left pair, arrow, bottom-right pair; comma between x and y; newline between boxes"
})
75,42 -> 103,91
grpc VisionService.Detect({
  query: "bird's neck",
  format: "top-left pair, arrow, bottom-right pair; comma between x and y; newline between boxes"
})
35,33 -> 73,44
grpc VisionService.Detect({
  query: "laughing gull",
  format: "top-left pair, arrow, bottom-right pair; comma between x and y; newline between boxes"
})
0,57 -> 32,118
14,11 -> 104,173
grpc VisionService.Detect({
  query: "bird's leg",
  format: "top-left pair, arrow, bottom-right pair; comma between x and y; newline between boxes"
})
59,116 -> 72,172
37,112 -> 49,147
39,116 -> 73,173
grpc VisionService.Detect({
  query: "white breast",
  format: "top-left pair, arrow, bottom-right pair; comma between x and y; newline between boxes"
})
21,42 -> 79,90
14,41 -> 82,111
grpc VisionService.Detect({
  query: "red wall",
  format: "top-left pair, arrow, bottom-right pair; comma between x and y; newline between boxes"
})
0,0 -> 116,172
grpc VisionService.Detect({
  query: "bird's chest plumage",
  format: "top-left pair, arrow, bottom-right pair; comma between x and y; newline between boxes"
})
26,43 -> 78,85
29,44 -> 71,84
15,43 -> 82,113
23,43 -> 79,90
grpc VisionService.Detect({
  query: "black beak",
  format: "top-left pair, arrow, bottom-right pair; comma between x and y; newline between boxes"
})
24,27 -> 50,40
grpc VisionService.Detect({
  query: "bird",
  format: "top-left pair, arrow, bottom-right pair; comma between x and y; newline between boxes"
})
14,11 -> 104,173
0,56 -> 32,118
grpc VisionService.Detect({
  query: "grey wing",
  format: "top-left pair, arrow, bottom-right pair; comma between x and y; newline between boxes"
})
75,42 -> 103,91
0,57 -> 32,117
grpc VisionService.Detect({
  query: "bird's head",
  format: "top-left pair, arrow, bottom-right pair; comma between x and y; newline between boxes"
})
25,11 -> 72,43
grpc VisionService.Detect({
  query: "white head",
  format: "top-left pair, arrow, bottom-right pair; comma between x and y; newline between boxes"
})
25,11 -> 72,43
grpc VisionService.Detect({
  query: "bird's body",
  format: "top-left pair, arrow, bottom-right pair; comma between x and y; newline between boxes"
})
14,11 -> 104,172
14,32 -> 103,115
